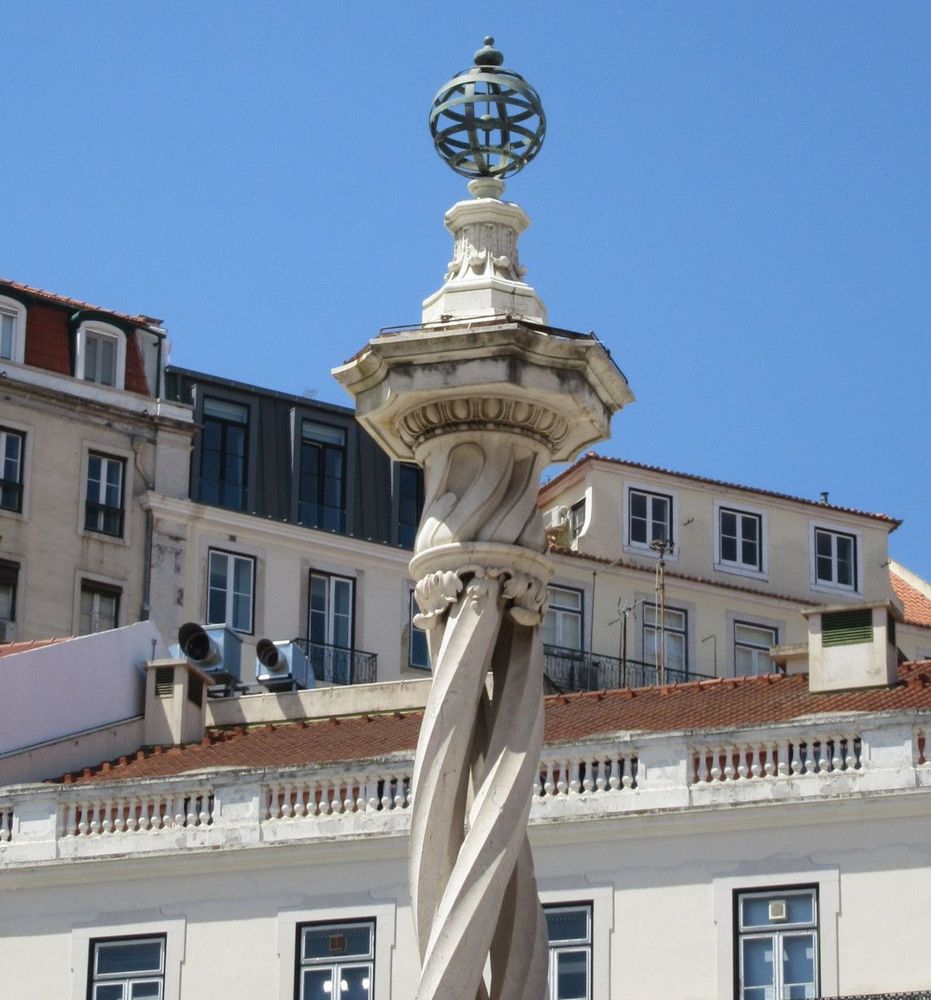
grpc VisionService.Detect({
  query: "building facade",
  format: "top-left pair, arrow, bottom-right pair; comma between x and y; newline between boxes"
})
0,279 -> 193,643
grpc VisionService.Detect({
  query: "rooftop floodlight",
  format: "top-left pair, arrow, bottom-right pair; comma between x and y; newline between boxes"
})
428,36 -> 546,180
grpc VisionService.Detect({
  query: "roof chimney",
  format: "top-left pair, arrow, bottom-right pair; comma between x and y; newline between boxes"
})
144,658 -> 209,746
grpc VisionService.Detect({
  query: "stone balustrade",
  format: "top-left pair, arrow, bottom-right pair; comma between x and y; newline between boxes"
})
0,716 -> 928,866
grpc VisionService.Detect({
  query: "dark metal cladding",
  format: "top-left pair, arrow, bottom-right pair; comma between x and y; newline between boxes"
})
429,37 -> 546,179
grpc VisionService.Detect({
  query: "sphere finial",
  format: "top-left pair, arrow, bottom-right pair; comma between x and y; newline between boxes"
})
429,38 -> 546,180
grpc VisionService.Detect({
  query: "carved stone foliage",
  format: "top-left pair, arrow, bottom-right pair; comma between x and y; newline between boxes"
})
444,221 -> 525,283
399,397 -> 571,454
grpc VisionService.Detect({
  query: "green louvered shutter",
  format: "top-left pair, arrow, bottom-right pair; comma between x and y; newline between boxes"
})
822,609 -> 873,647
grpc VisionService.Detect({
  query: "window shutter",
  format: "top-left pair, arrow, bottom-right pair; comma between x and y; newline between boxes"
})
822,609 -> 873,647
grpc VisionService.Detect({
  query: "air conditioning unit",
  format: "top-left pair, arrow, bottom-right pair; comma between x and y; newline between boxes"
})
255,639 -> 315,692
543,505 -> 571,548
174,622 -> 242,687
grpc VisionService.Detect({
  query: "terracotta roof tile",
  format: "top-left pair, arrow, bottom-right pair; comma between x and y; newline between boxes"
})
0,277 -> 162,327
541,453 -> 901,527
56,661 -> 931,785
891,571 -> 931,628
0,637 -> 70,657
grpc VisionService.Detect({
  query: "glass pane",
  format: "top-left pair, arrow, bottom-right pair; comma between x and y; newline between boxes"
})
94,986 -> 125,1000
303,924 -> 372,961
782,933 -> 816,994
303,421 -> 345,447
785,894 -> 814,925
742,536 -> 758,567
650,496 -> 669,542
85,335 -> 98,380
558,611 -> 581,650
0,313 -> 12,358
99,337 -> 116,385
545,907 -> 589,944
721,535 -> 738,563
836,536 -> 853,586
302,969 -> 333,1000
209,554 -> 229,590
339,964 -> 373,999
0,583 -> 13,621
96,938 -> 163,974
665,632 -> 686,671
203,398 -> 247,423
815,531 -> 832,558
233,557 -> 252,597
721,510 -> 736,538
735,624 -> 775,648
130,983 -> 162,999
742,936 -> 774,989
555,949 -> 589,999
816,554 -> 833,582
87,455 -> 103,501
663,608 -> 686,630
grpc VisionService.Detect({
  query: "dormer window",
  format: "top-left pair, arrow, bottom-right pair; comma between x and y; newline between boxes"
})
75,320 -> 126,389
0,295 -> 26,365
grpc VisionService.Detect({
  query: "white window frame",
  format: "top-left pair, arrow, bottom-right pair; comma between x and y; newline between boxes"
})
0,425 -> 26,515
623,481 -> 679,561
88,935 -> 166,999
569,494 -> 588,543
714,500 -> 767,580
712,868 -> 839,1000
540,885 -> 613,1000
78,442 -> 132,545
295,919 -> 374,1000
733,620 -> 779,677
75,320 -> 126,390
642,602 -> 689,674
206,548 -> 255,634
545,903 -> 592,1000
0,294 -> 26,365
277,900 -> 395,1000
70,917 -> 185,1000
809,520 -> 861,596
542,585 -> 584,652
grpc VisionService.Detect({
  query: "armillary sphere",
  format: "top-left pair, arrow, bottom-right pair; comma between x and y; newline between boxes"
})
429,37 -> 546,179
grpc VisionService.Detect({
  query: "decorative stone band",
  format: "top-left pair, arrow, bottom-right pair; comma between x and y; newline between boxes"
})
410,542 -> 552,629
397,395 -> 571,452
444,220 -> 525,284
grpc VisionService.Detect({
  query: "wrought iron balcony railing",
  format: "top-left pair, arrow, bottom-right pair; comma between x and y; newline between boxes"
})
293,639 -> 378,686
543,645 -> 714,693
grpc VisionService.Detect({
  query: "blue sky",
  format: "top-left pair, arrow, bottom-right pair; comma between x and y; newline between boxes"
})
5,4 -> 930,576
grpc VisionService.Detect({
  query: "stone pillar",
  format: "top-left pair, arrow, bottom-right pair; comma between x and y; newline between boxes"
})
334,184 -> 632,1000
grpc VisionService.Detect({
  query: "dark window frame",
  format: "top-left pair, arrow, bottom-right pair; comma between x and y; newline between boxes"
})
86,932 -> 166,1000
814,527 -> 858,591
293,918 -> 375,1000
409,589 -> 429,670
298,419 -> 347,533
542,584 -> 585,653
718,507 -> 763,573
84,452 -> 126,538
198,395 -> 250,512
0,559 -> 19,625
544,901 -> 593,1000
0,426 -> 25,513
396,462 -> 424,549
627,487 -> 674,550
79,579 -> 122,635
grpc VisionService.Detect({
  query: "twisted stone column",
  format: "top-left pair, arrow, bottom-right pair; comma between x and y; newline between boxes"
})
408,429 -> 551,1000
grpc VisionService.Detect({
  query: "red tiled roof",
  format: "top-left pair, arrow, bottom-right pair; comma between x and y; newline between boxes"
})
0,637 -> 70,657
57,661 -> 931,785
540,454 -> 901,528
0,277 -> 162,327
891,572 -> 931,628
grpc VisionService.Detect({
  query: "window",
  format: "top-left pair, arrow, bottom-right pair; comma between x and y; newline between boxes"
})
85,453 -> 125,536
718,507 -> 763,574
0,561 -> 18,639
569,499 -> 586,541
736,887 -> 818,1000
643,603 -> 688,675
299,421 -> 346,532
200,397 -> 248,510
628,488 -> 673,550
409,590 -> 429,669
80,581 -> 120,634
546,904 -> 592,1000
308,572 -> 354,683
88,935 -> 165,999
397,463 -> 424,548
0,295 -> 25,364
76,321 -> 126,389
542,586 -> 583,651
0,427 -> 24,512
813,527 -> 857,591
296,920 -> 374,1000
206,550 -> 255,633
734,622 -> 777,676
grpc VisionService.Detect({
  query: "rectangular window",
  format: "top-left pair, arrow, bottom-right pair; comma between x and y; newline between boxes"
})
814,528 -> 857,590
569,499 -> 586,541
546,904 -> 592,1000
299,421 -> 346,532
308,572 -> 354,683
0,560 -> 18,634
88,935 -> 165,999
0,309 -> 15,361
734,622 -> 778,676
736,887 -> 818,1000
200,397 -> 248,510
643,603 -> 688,674
628,488 -> 673,549
206,550 -> 255,633
718,508 -> 762,573
84,330 -> 119,386
79,581 -> 120,635
85,453 -> 125,537
542,586 -> 583,651
296,920 -> 374,1000
397,463 -> 424,549
0,428 -> 24,513
409,590 -> 429,670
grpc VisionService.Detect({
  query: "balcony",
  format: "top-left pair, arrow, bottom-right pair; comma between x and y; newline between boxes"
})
543,644 -> 713,692
293,639 -> 378,686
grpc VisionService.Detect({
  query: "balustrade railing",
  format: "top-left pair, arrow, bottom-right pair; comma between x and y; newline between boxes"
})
0,803 -> 12,843
61,789 -> 214,837
534,751 -> 638,799
293,639 -> 378,686
543,645 -> 712,693
265,770 -> 412,820
692,733 -> 862,784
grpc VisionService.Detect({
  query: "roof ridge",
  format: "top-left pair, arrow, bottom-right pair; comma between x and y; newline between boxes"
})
0,277 -> 162,327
